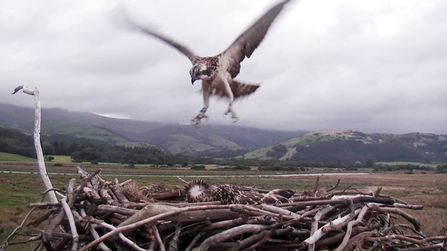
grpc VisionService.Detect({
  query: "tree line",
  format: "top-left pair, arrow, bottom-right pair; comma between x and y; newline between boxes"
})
0,127 -> 35,158
68,145 -> 215,166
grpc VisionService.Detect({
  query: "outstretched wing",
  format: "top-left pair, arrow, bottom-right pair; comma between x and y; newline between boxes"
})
221,0 -> 291,78
140,28 -> 200,64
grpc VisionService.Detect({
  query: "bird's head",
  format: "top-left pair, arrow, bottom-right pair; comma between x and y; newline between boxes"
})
189,63 -> 211,84
185,180 -> 214,202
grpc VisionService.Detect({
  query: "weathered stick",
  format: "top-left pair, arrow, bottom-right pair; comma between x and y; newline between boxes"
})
152,225 -> 166,251
370,204 -> 421,231
335,204 -> 371,251
99,222 -> 146,251
304,207 -> 361,246
119,204 -> 240,227
192,224 -> 279,251
79,203 -> 111,251
80,204 -> 285,251
13,85 -> 57,203
307,206 -> 333,251
168,223 -> 182,251
60,198 -> 79,251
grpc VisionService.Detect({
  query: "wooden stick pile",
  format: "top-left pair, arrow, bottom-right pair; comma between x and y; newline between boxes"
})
3,167 -> 447,251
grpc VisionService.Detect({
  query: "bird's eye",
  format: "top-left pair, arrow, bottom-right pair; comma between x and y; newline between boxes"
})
201,69 -> 211,76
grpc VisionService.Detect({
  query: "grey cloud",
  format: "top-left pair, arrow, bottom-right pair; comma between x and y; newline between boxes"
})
1,0 -> 447,134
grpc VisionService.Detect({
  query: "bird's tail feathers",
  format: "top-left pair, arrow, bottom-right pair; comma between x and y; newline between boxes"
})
212,80 -> 260,99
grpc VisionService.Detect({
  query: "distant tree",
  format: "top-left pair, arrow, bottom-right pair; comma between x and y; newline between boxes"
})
232,165 -> 251,171
436,165 -> 447,174
44,155 -> 54,162
191,165 -> 205,170
126,163 -> 136,169
42,142 -> 55,155
365,158 -> 375,168
266,145 -> 287,159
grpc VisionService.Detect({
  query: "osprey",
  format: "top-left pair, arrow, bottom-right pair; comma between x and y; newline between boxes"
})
135,0 -> 291,125
185,180 -> 295,205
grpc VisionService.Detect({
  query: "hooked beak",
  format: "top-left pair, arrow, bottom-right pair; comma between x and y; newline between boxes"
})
191,77 -> 198,85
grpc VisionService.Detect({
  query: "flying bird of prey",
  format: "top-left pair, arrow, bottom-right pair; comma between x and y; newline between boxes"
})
133,0 -> 292,126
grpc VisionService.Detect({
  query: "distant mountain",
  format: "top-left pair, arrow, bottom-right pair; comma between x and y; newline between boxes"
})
0,103 -> 306,156
243,130 -> 447,164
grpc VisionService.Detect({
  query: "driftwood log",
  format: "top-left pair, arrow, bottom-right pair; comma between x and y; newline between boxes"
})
1,167 -> 446,251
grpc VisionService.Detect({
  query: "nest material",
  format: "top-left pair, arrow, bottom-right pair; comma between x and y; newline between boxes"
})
4,167 -> 447,251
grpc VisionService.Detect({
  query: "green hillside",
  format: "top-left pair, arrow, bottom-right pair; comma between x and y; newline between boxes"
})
244,130 -> 447,164
0,103 -> 304,156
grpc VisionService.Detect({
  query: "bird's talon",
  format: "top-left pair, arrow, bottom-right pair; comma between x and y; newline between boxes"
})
190,113 -> 208,127
222,112 -> 239,123
190,119 -> 200,127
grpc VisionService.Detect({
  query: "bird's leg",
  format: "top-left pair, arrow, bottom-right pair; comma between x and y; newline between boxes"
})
191,84 -> 211,126
223,79 -> 238,121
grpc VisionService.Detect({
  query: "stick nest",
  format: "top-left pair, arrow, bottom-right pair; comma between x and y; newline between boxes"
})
2,167 -> 446,251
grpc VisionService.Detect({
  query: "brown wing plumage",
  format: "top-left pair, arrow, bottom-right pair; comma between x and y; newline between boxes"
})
184,180 -> 294,205
139,28 -> 200,64
212,80 -> 260,99
222,0 -> 291,78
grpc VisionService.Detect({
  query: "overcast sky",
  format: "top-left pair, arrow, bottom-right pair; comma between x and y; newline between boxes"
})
1,0 -> 447,134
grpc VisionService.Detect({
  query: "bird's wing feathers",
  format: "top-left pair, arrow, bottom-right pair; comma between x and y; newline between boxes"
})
222,0 -> 291,78
140,28 -> 200,64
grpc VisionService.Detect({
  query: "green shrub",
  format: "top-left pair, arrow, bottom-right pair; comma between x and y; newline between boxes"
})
191,165 -> 205,170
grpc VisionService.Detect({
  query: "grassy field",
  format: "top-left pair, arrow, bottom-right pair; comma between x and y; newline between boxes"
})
50,155 -> 72,163
1,158 -> 446,249
0,153 -> 35,162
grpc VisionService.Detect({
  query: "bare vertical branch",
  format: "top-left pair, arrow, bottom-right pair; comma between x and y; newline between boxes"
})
13,86 -> 57,203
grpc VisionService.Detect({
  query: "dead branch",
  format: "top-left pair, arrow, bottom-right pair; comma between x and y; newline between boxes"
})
13,85 -> 57,203
192,224 -> 279,251
60,198 -> 79,251
326,179 -> 341,192
370,204 -> 421,231
152,225 -> 166,251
